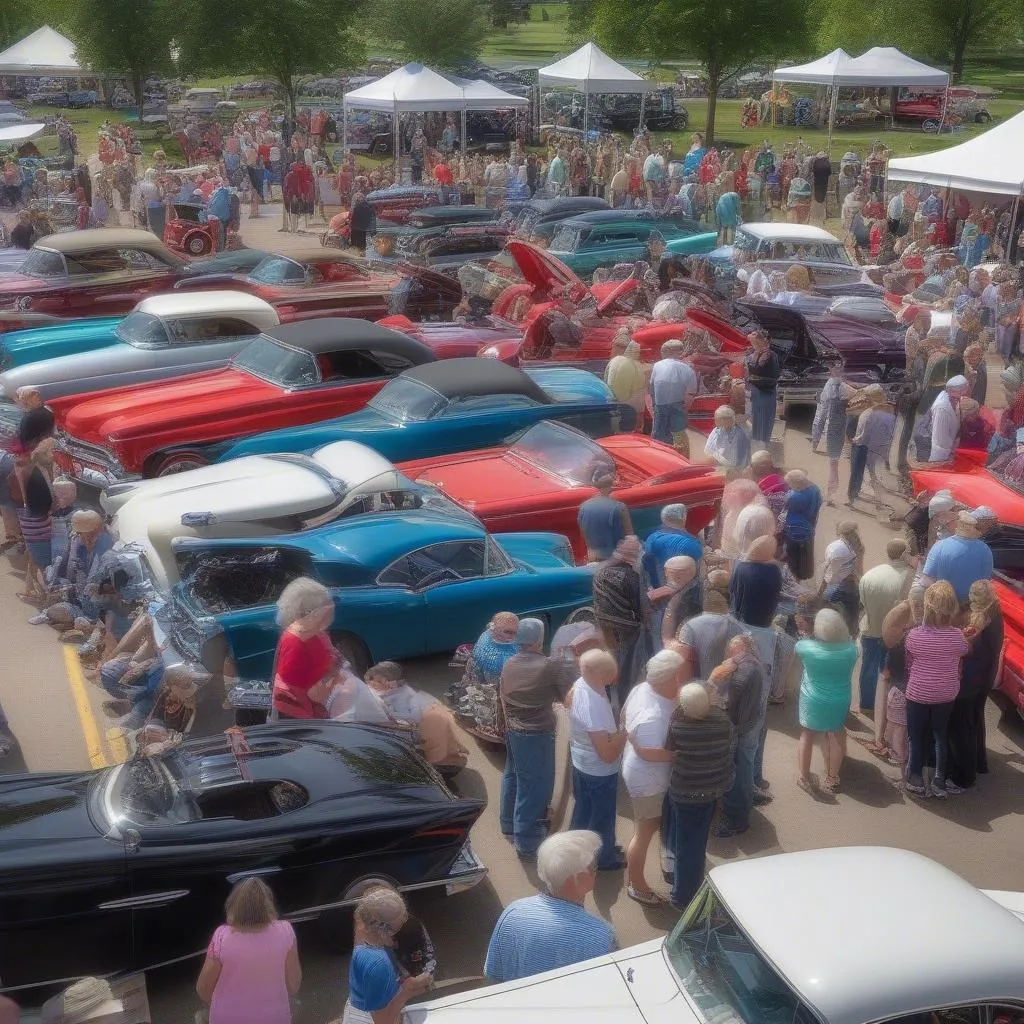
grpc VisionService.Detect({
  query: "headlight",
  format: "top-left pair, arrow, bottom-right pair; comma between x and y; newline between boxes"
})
480,346 -> 500,359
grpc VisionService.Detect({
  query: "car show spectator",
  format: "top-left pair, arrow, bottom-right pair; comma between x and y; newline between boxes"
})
603,335 -> 646,423
593,537 -> 649,695
577,472 -> 632,562
919,511 -> 994,605
704,405 -> 751,473
857,539 -> 912,713
648,339 -> 697,450
928,375 -> 971,463
782,469 -> 821,580
643,504 -> 703,599
745,330 -> 780,446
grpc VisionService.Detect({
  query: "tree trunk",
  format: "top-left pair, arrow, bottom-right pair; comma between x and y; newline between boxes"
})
704,62 -> 720,145
134,69 -> 145,129
951,0 -> 975,82
279,71 -> 296,118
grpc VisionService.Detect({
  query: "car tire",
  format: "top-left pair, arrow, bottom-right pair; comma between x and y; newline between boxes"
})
331,631 -> 370,678
185,234 -> 212,257
975,111 -> 990,123
565,605 -> 597,626
154,451 -> 210,477
319,874 -> 401,950
369,139 -> 389,157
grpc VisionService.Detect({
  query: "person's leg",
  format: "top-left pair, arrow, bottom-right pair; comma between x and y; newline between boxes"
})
873,672 -> 889,747
659,791 -> 674,875
626,813 -> 662,896
669,799 -> 716,911
798,728 -> 815,784
824,731 -> 844,787
826,458 -> 840,504
905,698 -> 929,789
499,730 -> 519,838
718,725 -> 757,833
588,771 -> 622,868
510,730 -> 556,857
974,688 -> 990,774
651,403 -> 670,444
929,699 -> 955,794
858,636 -> 884,712
897,408 -> 916,475
847,443 -> 867,502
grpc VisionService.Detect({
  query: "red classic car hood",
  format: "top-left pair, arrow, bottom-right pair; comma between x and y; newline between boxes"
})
60,368 -> 278,441
377,315 -> 521,358
910,455 -> 1024,528
505,239 -> 588,303
0,274 -> 54,300
685,308 -> 750,353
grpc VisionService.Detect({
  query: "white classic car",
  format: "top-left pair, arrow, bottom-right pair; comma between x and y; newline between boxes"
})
409,847 -> 1024,1024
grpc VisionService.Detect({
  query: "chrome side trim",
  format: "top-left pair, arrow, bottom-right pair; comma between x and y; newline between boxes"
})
97,889 -> 190,911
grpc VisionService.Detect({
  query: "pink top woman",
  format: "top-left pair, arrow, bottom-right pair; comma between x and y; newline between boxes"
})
208,919 -> 296,1024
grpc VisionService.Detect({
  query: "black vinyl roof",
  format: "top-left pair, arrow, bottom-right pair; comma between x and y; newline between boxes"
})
401,357 -> 552,403
265,318 -> 436,361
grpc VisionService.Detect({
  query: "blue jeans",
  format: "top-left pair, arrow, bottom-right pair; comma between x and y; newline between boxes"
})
848,443 -> 868,502
570,767 -> 620,867
652,403 -> 686,445
906,698 -> 954,785
501,730 -> 556,857
667,798 -> 717,910
859,635 -> 885,711
720,726 -> 759,830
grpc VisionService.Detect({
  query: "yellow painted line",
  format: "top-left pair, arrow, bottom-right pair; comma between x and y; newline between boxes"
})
62,646 -> 108,769
106,727 -> 129,764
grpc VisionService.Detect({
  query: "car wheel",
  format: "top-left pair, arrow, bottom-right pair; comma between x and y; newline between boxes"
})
370,139 -> 389,157
331,631 -> 370,678
154,452 -> 210,477
565,605 -> 596,626
975,111 -> 990,123
185,233 -> 212,257
320,874 -> 402,950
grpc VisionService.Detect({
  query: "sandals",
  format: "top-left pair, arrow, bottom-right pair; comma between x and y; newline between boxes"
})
797,774 -> 819,795
627,886 -> 664,907
822,775 -> 841,793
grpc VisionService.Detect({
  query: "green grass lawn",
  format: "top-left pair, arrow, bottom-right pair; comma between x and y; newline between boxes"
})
481,2 -> 571,63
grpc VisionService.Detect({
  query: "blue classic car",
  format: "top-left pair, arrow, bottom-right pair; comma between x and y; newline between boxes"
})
546,210 -> 719,278
215,358 -> 635,463
105,442 -> 595,680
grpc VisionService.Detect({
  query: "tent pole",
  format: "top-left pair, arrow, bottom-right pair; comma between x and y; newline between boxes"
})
938,78 -> 950,131
342,100 -> 348,157
393,99 -> 399,181
461,106 -> 467,162
827,82 -> 838,155
584,90 -> 589,137
1009,188 -> 1023,262
639,89 -> 646,134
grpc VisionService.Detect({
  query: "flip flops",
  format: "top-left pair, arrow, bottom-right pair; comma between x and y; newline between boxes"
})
627,886 -> 664,907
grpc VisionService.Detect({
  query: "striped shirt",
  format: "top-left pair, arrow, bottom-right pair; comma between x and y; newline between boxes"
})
905,626 -> 968,704
484,894 -> 615,983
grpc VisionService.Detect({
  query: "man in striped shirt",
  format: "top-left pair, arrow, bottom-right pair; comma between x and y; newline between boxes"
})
484,831 -> 616,983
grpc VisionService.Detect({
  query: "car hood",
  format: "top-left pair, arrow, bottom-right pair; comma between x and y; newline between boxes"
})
61,368 -> 277,439
0,274 -> 58,302
505,239 -> 588,302
910,464 -> 1024,528
409,939 -> 693,1024
0,771 -> 99,846
405,449 -> 566,509
2,339 -> 142,397
0,316 -> 123,371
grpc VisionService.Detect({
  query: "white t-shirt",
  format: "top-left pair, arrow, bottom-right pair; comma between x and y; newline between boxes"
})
620,682 -> 674,798
569,679 -> 619,777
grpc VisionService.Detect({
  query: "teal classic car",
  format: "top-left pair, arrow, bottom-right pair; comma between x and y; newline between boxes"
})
546,210 -> 719,278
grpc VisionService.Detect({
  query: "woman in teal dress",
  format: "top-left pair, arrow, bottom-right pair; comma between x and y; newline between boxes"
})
795,608 -> 858,795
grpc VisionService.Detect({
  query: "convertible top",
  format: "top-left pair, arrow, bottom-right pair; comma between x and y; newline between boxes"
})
399,358 -> 553,404
265,318 -> 437,361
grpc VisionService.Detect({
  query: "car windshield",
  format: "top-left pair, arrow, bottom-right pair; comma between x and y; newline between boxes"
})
666,884 -> 819,1024
19,248 -> 66,280
115,311 -> 171,347
549,226 -> 582,252
368,378 -> 447,422
510,421 -> 614,486
248,255 -> 306,285
103,755 -> 198,827
232,335 -> 319,387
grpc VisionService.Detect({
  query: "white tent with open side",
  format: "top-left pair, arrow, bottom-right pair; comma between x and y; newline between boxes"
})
773,48 -> 853,86
0,122 -> 47,146
342,62 -> 467,113
0,25 -> 83,77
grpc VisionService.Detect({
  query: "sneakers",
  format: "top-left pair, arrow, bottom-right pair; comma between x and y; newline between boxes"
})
28,612 -> 49,625
943,779 -> 965,795
929,782 -> 948,799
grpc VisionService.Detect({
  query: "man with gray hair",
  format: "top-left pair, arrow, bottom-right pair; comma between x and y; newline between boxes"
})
484,830 -> 615,982
928,375 -> 970,463
499,618 -> 575,861
577,470 -> 633,562
643,504 -> 703,623
648,339 -> 697,449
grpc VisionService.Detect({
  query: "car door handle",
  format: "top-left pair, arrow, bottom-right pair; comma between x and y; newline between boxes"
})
97,890 -> 190,911
226,867 -> 282,884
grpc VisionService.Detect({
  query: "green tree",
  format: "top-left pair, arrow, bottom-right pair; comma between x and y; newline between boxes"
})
0,0 -> 45,53
177,0 -> 365,116
587,0 -> 809,142
61,0 -> 174,124
365,0 -> 490,68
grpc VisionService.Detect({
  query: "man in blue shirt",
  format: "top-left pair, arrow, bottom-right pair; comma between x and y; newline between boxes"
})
643,504 -> 703,585
484,831 -> 615,983
577,472 -> 632,562
920,511 -> 993,604
648,339 -> 697,448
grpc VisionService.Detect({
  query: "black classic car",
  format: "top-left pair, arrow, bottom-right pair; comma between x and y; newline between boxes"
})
0,723 -> 485,993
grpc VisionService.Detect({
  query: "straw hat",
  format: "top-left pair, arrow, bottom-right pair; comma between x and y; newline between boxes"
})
41,978 -> 123,1024
956,511 -> 982,538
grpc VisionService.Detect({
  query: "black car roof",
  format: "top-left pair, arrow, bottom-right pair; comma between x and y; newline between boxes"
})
524,197 -> 609,216
399,357 -> 552,404
265,318 -> 437,361
408,206 -> 498,226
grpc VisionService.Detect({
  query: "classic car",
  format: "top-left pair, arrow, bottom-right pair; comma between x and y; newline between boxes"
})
546,211 -> 719,278
178,248 -> 273,279
0,294 -> 281,400
709,223 -> 879,295
176,248 -> 463,323
366,224 -> 511,275
163,201 -> 223,257
501,196 -> 610,240
400,420 -> 725,561
408,846 -> 1024,1024
0,230 -> 187,332
51,319 -> 439,484
363,186 -> 475,224
109,451 -> 595,678
910,449 -> 1024,714
405,206 -> 501,229
214,358 -> 636,463
0,722 -> 485,992
895,86 -> 991,124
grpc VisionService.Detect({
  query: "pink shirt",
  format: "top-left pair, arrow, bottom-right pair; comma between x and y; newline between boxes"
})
905,626 -> 969,704
209,920 -> 295,1024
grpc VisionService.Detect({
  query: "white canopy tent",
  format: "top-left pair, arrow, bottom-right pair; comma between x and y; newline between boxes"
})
772,46 -> 949,148
0,25 -> 83,77
0,122 -> 46,146
537,42 -> 652,133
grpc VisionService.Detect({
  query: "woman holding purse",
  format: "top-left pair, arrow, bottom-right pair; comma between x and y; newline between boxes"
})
271,578 -> 339,720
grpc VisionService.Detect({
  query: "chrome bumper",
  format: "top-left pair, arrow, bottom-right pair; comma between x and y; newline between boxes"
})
54,433 -> 134,488
443,839 -> 487,895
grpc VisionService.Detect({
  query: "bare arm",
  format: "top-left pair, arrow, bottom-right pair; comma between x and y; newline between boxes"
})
589,729 -> 627,763
285,941 -> 302,996
370,974 -> 432,1024
196,955 -> 222,1004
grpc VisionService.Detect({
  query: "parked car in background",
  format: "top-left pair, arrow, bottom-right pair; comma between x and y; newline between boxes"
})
215,358 -> 635,463
367,224 -> 511,276
0,722 -> 485,992
364,186 -> 475,224
410,846 -> 1024,1024
52,319 -> 440,484
501,196 -> 610,240
163,201 -> 223,257
0,292 -> 280,403
404,206 -> 501,230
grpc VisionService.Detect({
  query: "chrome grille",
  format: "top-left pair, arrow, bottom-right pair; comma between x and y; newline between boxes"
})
169,600 -> 205,660
55,431 -> 122,471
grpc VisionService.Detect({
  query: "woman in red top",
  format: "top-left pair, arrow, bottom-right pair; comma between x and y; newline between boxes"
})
272,578 -> 338,720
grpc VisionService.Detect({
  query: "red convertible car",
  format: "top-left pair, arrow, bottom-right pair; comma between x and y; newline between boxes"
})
910,448 -> 1024,715
52,319 -> 438,484
176,249 -> 463,323
399,419 -> 725,562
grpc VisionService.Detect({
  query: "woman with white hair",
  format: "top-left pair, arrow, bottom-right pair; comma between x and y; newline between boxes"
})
782,469 -> 821,581
703,405 -> 750,474
794,608 -> 858,794
270,577 -> 338,721
621,649 -> 684,905
819,520 -> 864,638
342,887 -> 432,1024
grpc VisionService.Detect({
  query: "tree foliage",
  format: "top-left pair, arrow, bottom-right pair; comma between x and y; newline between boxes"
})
363,0 -> 490,69
176,0 -> 365,114
585,0 -> 809,142
0,0 -> 45,53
